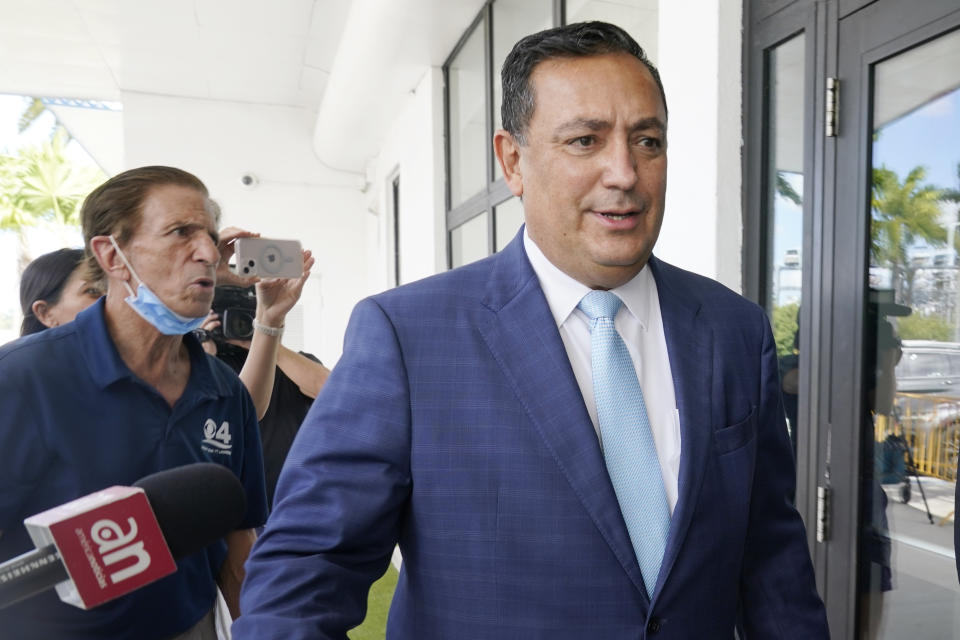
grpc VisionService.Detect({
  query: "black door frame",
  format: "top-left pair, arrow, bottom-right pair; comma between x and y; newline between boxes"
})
743,0 -> 828,591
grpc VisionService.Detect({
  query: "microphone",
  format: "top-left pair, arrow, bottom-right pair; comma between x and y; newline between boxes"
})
0,463 -> 245,611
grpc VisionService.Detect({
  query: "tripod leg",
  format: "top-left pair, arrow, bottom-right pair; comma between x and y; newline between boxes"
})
906,451 -> 934,524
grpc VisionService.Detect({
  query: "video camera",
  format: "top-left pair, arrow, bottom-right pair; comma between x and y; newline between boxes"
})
208,286 -> 257,341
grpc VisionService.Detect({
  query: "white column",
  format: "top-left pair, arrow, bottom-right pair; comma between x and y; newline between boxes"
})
654,0 -> 742,292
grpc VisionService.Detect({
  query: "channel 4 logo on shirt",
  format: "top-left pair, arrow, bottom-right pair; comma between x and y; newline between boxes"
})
202,418 -> 233,456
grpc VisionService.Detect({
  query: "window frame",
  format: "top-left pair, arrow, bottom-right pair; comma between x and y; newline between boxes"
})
442,0 -> 563,268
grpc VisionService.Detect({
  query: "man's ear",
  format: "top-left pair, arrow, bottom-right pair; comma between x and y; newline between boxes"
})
31,300 -> 57,328
89,235 -> 127,281
494,129 -> 524,198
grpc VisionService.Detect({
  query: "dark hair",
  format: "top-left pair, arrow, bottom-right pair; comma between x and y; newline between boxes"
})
501,21 -> 667,144
19,248 -> 86,336
81,166 -> 211,283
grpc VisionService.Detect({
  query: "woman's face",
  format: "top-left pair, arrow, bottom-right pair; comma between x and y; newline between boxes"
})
36,266 -> 102,328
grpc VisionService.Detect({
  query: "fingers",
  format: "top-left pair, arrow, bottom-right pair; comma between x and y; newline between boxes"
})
302,250 -> 315,276
202,311 -> 222,332
218,227 -> 258,248
217,227 -> 259,266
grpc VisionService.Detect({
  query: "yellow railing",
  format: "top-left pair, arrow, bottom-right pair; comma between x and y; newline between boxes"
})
875,393 -> 960,482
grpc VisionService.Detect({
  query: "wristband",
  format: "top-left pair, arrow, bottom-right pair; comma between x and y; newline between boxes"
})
253,320 -> 284,338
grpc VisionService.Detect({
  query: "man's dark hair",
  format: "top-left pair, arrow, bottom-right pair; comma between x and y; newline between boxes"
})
19,248 -> 86,336
501,21 -> 666,144
80,165 -> 214,283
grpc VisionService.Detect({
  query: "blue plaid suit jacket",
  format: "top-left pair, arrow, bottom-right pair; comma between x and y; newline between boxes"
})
235,229 -> 829,639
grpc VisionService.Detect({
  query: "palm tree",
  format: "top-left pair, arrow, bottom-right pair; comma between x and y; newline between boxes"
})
0,126 -> 105,272
870,165 -> 948,306
776,171 -> 802,206
17,97 -> 47,135
943,162 -> 960,205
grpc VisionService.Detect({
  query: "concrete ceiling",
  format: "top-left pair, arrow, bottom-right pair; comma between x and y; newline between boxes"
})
0,0 -> 349,106
0,0 -> 659,174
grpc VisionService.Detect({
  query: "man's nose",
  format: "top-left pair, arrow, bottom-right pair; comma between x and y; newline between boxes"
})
600,139 -> 640,191
195,234 -> 220,267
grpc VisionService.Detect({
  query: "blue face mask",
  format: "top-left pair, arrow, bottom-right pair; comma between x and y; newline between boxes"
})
109,236 -> 207,335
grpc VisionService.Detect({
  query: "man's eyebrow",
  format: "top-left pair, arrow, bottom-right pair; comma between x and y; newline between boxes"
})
552,118 -> 611,139
164,220 -> 218,243
163,220 -> 195,232
629,117 -> 667,135
551,116 -> 667,139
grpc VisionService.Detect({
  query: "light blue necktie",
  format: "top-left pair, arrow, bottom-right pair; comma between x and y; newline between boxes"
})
579,290 -> 671,599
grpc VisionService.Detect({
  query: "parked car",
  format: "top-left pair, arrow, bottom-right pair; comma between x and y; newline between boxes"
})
895,340 -> 960,398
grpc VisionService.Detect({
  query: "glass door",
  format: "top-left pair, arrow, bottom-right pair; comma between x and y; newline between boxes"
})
861,26 -> 960,640
830,2 -> 960,636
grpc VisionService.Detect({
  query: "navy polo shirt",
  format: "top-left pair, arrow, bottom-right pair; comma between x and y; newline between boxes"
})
0,298 -> 268,640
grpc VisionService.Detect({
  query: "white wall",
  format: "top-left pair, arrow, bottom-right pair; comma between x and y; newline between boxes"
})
367,68 -> 447,289
123,92 -> 370,364
655,0 -> 743,292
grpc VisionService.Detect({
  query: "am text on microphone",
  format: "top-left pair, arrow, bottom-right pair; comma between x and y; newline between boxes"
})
0,462 -> 245,611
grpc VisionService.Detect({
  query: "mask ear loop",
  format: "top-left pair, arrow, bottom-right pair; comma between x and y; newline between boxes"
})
108,235 -> 142,298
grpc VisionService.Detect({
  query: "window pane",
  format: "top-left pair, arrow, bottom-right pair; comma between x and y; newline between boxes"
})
495,197 -> 524,251
565,0 -> 658,64
451,212 -> 490,268
863,27 -> 960,639
449,26 -> 486,207
492,0 -> 553,181
763,34 -> 805,458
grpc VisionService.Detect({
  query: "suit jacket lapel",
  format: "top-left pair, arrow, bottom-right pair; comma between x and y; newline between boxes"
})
648,257 -> 713,596
477,233 -> 651,602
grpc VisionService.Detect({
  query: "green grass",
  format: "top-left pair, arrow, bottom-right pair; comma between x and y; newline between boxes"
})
347,564 -> 399,640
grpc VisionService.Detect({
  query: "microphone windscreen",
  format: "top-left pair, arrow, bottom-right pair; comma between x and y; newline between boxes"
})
133,463 -> 246,558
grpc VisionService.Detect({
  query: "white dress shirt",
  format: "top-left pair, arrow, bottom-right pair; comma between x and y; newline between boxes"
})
523,230 -> 681,513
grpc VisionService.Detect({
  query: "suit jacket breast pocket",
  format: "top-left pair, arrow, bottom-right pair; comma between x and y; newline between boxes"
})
713,407 -> 757,455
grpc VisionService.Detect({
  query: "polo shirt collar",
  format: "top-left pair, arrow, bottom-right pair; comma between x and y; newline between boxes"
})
77,298 -> 230,398
523,228 -> 652,330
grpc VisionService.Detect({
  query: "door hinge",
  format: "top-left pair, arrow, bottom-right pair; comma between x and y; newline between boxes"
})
816,485 -> 831,542
825,77 -> 839,138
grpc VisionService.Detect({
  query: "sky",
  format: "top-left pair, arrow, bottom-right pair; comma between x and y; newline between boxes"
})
770,86 -> 960,309
874,89 -> 960,198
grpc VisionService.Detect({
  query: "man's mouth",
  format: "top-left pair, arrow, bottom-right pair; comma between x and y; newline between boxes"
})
594,208 -> 642,221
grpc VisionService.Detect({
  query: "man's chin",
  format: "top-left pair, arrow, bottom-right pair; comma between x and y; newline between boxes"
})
576,263 -> 647,290
178,298 -> 213,319
596,252 -> 650,272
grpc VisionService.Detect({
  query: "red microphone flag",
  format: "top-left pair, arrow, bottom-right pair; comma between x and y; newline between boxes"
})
22,486 -> 176,609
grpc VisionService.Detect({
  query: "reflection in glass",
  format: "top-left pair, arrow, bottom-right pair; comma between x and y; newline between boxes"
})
495,197 -> 524,251
450,212 -> 489,268
449,27 -> 486,207
863,27 -> 960,640
764,35 -> 805,455
492,0 -> 553,181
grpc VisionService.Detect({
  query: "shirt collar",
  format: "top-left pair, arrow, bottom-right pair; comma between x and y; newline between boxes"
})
523,228 -> 652,330
77,297 -> 228,398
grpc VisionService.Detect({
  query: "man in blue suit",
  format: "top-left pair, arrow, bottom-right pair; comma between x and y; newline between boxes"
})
234,22 -> 829,638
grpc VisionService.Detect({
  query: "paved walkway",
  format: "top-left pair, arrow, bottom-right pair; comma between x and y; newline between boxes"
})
874,478 -> 958,638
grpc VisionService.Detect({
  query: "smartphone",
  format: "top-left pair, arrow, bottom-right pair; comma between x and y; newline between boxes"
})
233,238 -> 303,278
